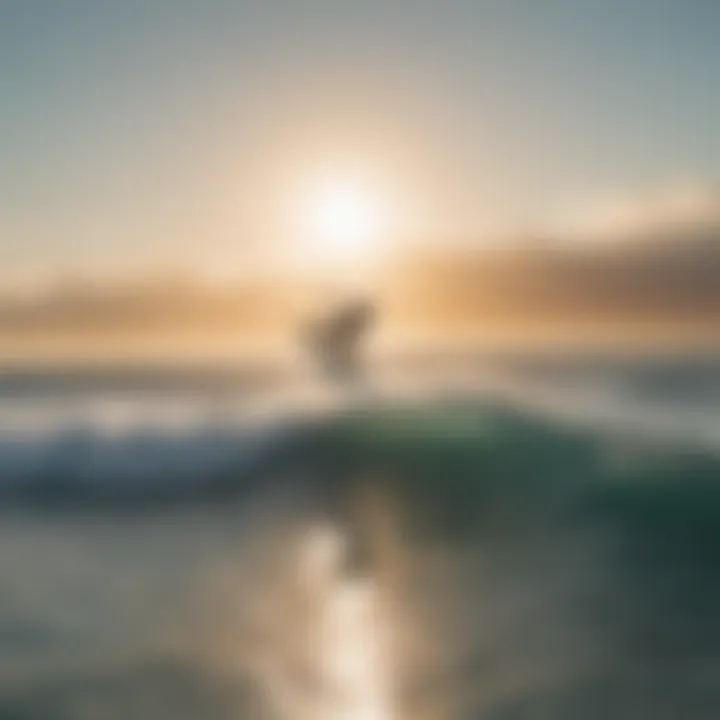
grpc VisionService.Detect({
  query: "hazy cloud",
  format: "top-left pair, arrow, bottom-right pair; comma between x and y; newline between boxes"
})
3,181 -> 720,358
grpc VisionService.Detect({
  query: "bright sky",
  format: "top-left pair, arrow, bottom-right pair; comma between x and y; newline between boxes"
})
2,0 -> 720,285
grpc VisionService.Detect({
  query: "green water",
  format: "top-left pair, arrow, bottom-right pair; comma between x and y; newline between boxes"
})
0,399 -> 718,719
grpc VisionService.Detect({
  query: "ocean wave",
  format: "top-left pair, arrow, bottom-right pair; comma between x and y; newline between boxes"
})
0,364 -> 719,508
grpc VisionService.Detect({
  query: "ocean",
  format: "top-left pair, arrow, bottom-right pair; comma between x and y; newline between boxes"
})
0,352 -> 717,719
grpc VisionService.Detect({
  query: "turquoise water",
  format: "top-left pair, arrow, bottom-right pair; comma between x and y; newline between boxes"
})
0,362 -> 717,718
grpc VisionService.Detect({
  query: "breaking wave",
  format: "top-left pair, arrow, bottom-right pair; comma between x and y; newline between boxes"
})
0,357 -> 720,507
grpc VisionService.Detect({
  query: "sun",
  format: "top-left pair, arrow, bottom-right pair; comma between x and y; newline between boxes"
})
302,177 -> 385,263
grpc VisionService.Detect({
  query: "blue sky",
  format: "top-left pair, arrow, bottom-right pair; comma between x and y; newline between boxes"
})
2,0 -> 719,283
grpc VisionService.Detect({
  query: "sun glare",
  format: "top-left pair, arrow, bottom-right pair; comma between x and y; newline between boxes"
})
303,178 -> 385,263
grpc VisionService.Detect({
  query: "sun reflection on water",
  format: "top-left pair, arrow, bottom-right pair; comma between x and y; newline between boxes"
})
253,521 -> 394,720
